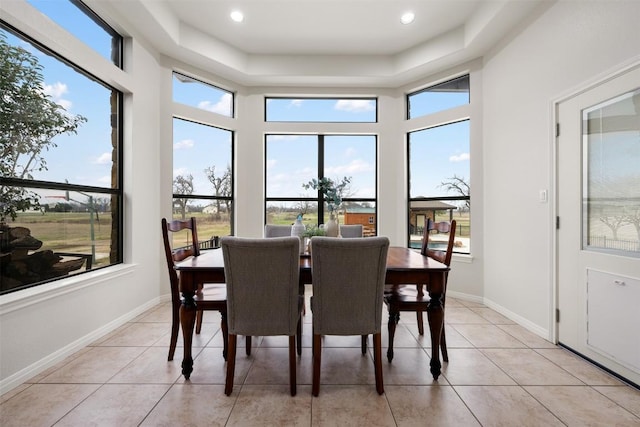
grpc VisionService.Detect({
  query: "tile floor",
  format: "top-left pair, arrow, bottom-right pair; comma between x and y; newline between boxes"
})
2,289 -> 640,426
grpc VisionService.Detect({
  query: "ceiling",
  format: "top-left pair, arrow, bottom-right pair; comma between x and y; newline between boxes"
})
88,0 -> 550,88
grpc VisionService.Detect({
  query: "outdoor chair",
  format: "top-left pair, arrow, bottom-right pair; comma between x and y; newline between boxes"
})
384,219 -> 456,362
310,236 -> 389,396
221,236 -> 303,396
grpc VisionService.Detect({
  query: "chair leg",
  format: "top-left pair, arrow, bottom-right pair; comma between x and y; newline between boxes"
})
373,333 -> 384,395
312,334 -> 322,396
221,311 -> 228,361
416,311 -> 424,335
289,335 -> 297,396
168,303 -> 180,361
361,335 -> 367,354
387,307 -> 399,362
296,318 -> 303,356
246,336 -> 252,356
195,310 -> 203,334
225,334 -> 237,396
441,326 -> 449,363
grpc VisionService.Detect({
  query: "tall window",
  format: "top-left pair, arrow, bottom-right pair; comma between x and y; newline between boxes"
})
172,72 -> 234,246
1,15 -> 123,294
407,75 -> 471,254
265,134 -> 377,235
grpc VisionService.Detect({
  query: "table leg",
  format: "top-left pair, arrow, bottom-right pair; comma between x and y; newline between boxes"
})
180,291 -> 197,379
426,292 -> 444,380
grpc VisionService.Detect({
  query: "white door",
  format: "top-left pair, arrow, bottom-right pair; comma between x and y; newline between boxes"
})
557,65 -> 640,385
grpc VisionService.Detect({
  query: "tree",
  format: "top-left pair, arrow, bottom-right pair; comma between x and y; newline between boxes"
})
204,165 -> 231,217
0,33 -> 86,222
439,175 -> 470,211
173,174 -> 194,219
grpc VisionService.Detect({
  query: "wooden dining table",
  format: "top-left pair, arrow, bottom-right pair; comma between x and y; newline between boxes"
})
174,245 -> 450,381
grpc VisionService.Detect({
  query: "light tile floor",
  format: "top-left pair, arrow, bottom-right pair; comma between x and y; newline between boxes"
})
2,289 -> 640,426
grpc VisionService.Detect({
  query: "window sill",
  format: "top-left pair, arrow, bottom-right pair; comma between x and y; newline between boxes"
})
0,264 -> 136,315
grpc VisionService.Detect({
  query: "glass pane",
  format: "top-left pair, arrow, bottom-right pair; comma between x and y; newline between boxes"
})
583,88 -> 640,255
408,75 -> 469,118
27,0 -> 121,65
330,202 -> 377,236
409,121 -> 470,198
266,135 -> 318,198
172,119 -> 232,196
266,201 -> 318,226
2,187 -> 121,293
408,201 -> 469,253
266,98 -> 376,122
173,73 -> 233,117
171,200 -> 232,247
324,135 -> 376,198
1,28 -> 118,188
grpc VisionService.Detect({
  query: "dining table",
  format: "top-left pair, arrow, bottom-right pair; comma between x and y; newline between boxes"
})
174,245 -> 450,381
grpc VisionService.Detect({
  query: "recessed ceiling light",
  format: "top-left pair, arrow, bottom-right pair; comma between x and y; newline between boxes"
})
230,10 -> 244,23
400,11 -> 415,25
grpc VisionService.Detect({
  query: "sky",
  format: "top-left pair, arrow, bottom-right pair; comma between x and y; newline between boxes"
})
8,0 -> 471,204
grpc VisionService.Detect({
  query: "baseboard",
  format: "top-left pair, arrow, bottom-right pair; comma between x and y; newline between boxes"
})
0,297 -> 162,396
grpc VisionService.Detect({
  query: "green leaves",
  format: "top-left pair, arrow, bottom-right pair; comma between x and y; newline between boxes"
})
302,176 -> 351,212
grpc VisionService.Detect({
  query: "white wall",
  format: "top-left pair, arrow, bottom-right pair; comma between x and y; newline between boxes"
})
0,2 -> 166,393
482,0 -> 640,337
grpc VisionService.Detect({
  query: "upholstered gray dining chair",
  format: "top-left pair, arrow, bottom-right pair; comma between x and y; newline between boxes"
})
310,236 -> 389,396
264,224 -> 292,238
221,236 -> 303,396
339,224 -> 363,238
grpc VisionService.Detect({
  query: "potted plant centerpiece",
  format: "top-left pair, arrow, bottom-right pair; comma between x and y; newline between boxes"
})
302,176 -> 351,237
302,224 -> 325,253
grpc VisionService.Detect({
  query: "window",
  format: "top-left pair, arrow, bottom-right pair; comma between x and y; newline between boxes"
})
172,118 -> 233,246
408,75 -> 469,119
173,72 -> 233,117
27,0 -> 122,67
265,134 -> 377,235
265,98 -> 377,122
1,22 -> 123,294
408,120 -> 470,254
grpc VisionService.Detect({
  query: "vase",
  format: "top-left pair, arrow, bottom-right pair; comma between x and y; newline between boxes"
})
324,213 -> 339,237
291,216 -> 306,254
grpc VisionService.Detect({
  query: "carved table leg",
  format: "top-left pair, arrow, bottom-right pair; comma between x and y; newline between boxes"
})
426,292 -> 444,380
180,292 -> 197,379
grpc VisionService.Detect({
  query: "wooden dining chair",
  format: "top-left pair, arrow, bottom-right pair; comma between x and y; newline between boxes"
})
384,219 -> 456,363
162,217 -> 228,361
310,236 -> 389,396
339,224 -> 363,238
221,236 -> 304,396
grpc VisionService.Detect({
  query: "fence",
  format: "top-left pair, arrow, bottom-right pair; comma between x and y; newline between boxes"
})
588,235 -> 639,252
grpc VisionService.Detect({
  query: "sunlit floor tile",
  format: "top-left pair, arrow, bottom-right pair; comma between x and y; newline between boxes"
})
227,385 -> 312,426
440,348 -> 516,385
525,385 -> 640,426
140,384 -> 234,426
108,346 -> 183,384
593,385 -> 640,417
385,385 -> 480,426
496,323 -> 557,348
443,307 -> 491,324
452,323 -> 527,348
535,348 -> 624,385
311,385 -> 396,426
481,348 -> 584,385
457,385 -> 566,426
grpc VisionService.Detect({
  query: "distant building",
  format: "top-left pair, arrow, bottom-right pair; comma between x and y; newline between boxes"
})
343,207 -> 376,236
409,200 -> 457,234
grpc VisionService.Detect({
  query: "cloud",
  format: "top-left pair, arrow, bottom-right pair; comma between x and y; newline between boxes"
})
266,159 -> 277,170
93,152 -> 112,164
173,167 -> 190,177
174,139 -> 195,150
289,99 -> 303,107
449,152 -> 470,162
97,175 -> 111,185
197,93 -> 232,115
43,82 -> 73,110
334,99 -> 375,112
325,159 -> 373,175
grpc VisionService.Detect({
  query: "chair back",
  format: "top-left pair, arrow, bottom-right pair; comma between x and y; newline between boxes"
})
311,236 -> 389,335
264,224 -> 293,238
221,236 -> 301,336
162,217 -> 200,305
339,224 -> 363,238
422,219 -> 457,267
